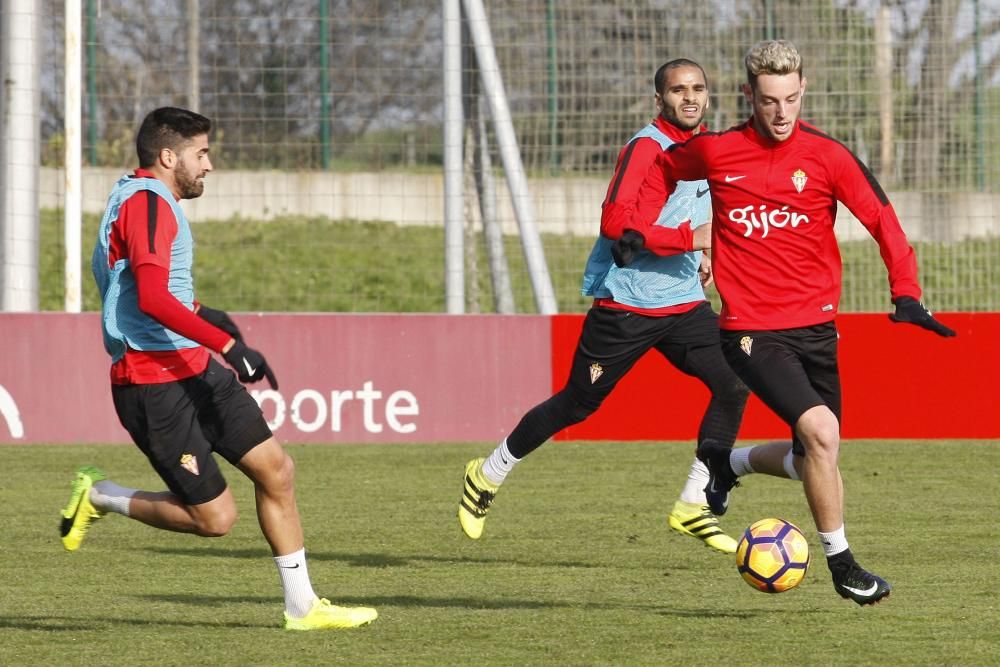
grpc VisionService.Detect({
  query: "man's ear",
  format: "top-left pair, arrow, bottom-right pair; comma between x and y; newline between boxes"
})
158,147 -> 176,169
741,82 -> 753,105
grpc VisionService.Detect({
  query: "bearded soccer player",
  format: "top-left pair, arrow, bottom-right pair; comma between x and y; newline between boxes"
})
608,41 -> 955,605
458,59 -> 753,554
59,107 -> 377,630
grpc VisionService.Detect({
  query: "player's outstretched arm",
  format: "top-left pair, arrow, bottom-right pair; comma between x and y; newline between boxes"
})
888,296 -> 956,337
610,221 -> 710,268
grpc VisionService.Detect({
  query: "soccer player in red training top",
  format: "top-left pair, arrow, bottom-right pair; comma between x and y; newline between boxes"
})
607,40 -> 955,606
59,107 -> 377,630
458,59 -> 755,554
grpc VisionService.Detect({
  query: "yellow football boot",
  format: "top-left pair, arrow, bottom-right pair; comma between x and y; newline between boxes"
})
667,500 -> 737,554
283,598 -> 378,630
59,466 -> 107,551
458,457 -> 499,540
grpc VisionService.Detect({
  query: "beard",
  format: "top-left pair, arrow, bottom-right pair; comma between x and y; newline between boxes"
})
175,162 -> 205,199
663,107 -> 704,132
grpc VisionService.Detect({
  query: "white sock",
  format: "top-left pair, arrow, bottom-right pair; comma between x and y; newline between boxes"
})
90,480 -> 136,517
481,439 -> 519,486
782,449 -> 801,480
729,447 -> 755,477
679,457 -> 710,504
818,525 -> 849,557
274,548 -> 318,618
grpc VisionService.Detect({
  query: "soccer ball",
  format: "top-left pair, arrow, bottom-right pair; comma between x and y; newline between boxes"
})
735,518 -> 810,593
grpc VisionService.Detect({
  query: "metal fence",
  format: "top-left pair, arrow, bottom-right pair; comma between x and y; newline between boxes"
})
36,0 -> 1000,313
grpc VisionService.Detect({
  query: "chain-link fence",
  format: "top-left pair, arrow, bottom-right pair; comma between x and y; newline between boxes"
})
37,0 -> 1000,313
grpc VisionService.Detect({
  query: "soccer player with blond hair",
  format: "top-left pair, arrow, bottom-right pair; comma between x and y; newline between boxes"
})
607,40 -> 955,605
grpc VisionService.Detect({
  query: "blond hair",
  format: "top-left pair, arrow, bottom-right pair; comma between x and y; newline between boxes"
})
744,40 -> 802,86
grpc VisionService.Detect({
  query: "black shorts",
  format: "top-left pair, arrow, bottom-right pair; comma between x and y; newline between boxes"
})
567,301 -> 738,405
112,357 -> 273,505
720,323 -> 842,455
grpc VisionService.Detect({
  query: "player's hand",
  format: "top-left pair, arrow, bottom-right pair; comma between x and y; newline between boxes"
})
692,223 -> 712,251
197,305 -> 243,342
611,229 -> 645,268
223,340 -> 279,389
698,253 -> 714,288
889,296 -> 956,337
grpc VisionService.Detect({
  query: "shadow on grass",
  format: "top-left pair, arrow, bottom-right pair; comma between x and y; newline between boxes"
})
144,546 -> 600,569
0,598 -> 818,634
140,592 -> 575,610
135,592 -> 812,618
650,607 -> 817,619
0,614 -> 270,632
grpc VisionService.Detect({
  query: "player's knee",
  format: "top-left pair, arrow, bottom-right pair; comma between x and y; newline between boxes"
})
197,512 -> 236,537
272,451 -> 296,494
567,401 -> 597,424
555,397 -> 598,425
796,406 -> 840,457
194,506 -> 238,537
718,376 -> 750,405
548,389 -> 598,426
254,449 -> 297,500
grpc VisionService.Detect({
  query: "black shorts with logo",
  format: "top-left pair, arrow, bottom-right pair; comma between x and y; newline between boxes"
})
568,301 -> 740,405
720,323 -> 842,455
111,357 -> 273,505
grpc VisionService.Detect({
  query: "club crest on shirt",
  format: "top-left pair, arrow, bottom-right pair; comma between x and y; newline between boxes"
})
791,169 -> 808,193
740,336 -> 753,356
589,363 -> 604,384
180,453 -> 200,476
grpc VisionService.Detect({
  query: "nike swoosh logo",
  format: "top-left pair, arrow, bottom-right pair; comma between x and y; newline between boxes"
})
840,581 -> 878,597
696,187 -> 710,198
724,174 -> 746,183
243,358 -> 256,375
706,480 -> 729,508
279,563 -> 301,569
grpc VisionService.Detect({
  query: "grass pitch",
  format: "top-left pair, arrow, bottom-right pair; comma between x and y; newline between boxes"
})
2,440 -> 997,665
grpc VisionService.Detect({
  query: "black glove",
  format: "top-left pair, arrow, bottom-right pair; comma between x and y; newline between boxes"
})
889,296 -> 956,337
223,340 -> 279,389
611,229 -> 645,268
197,305 -> 243,342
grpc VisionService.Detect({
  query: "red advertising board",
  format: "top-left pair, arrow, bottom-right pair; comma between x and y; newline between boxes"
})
0,312 -> 994,444
0,313 -> 552,444
553,312 -> 997,440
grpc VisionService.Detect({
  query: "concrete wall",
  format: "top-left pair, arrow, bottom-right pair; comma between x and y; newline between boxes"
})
40,167 -> 998,242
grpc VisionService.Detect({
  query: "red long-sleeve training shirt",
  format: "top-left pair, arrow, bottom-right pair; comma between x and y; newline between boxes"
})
599,116 -> 702,240
612,119 -> 921,331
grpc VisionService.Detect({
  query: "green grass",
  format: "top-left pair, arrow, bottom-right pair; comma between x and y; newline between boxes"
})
39,209 -> 1000,314
3,440 -> 997,665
